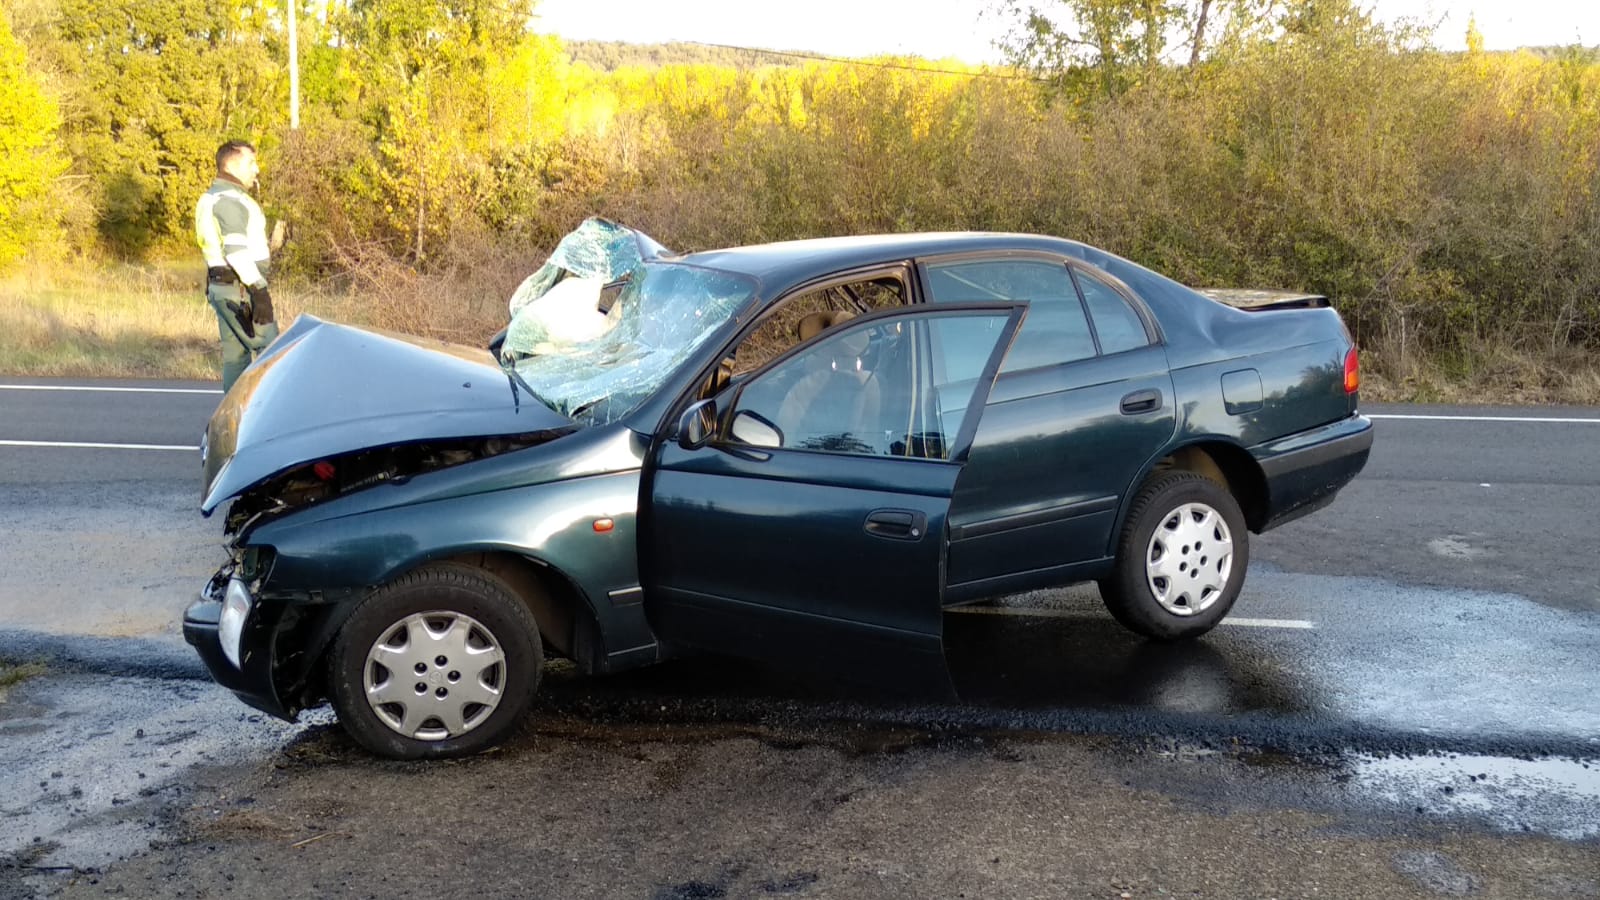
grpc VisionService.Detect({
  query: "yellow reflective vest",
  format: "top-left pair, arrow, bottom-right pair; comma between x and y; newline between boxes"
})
195,177 -> 270,288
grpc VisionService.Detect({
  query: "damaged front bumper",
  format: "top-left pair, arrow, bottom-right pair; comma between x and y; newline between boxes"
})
184,565 -> 293,720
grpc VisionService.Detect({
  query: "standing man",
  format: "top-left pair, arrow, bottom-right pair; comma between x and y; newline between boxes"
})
195,140 -> 279,391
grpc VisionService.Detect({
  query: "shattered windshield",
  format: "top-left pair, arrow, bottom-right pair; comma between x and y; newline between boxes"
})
506,262 -> 756,425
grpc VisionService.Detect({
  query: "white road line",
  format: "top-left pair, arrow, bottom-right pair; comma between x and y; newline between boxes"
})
1218,617 -> 1317,629
0,439 -> 199,452
0,384 -> 221,395
947,606 -> 1315,629
1368,413 -> 1600,424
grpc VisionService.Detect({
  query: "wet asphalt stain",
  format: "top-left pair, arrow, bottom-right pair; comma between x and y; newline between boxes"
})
515,648 -> 1597,765
5,672 -> 1596,899
1392,850 -> 1482,895
0,671 -> 310,875
0,631 -> 201,682
652,862 -> 743,900
625,860 -> 826,900
8,567 -> 1597,764
757,872 -> 821,894
4,566 -> 1598,889
261,700 -> 1600,850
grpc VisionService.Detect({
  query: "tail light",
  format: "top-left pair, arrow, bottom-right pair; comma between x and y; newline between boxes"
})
1343,347 -> 1360,394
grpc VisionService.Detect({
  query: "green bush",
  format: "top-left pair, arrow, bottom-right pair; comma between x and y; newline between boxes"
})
7,1 -> 1600,380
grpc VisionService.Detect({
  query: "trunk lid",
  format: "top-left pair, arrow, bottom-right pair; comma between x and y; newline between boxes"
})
1196,288 -> 1330,311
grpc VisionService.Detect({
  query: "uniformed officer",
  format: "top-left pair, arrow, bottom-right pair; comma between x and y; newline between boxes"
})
195,140 -> 280,391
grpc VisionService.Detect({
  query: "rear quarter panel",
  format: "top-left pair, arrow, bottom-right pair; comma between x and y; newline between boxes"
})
1149,288 -> 1354,447
1170,331 -> 1350,448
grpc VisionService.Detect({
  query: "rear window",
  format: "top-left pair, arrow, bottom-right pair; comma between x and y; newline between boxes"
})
924,259 -> 1095,371
1075,270 -> 1149,355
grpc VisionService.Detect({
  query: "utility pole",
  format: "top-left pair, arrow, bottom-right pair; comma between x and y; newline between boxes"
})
288,0 -> 300,129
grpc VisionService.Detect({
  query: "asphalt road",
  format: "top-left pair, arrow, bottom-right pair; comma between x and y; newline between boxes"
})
1,376 -> 1597,747
1,377 -> 1597,897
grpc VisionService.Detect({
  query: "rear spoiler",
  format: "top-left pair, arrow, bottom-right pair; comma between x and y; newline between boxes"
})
1195,288 -> 1330,311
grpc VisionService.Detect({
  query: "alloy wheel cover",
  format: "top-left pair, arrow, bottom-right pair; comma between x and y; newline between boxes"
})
361,610 -> 507,741
1144,501 -> 1234,616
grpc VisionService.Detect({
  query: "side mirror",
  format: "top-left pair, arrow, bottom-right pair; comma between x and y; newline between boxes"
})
729,410 -> 783,449
677,399 -> 717,450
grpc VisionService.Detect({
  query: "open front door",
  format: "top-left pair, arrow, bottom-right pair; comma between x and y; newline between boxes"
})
641,303 -> 1025,690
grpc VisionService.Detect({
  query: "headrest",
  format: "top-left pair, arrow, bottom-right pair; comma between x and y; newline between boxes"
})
796,309 -> 856,342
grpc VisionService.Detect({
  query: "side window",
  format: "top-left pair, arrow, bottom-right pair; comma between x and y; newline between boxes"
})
1075,269 -> 1150,354
924,259 -> 1095,371
729,311 -> 1011,460
731,276 -> 904,376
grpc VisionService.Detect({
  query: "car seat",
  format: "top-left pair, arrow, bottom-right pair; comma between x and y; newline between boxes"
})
776,311 -> 881,452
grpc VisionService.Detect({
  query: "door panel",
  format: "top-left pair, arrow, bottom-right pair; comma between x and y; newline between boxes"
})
916,254 -> 1175,592
642,304 -> 1024,688
946,343 -> 1176,588
647,450 -> 957,683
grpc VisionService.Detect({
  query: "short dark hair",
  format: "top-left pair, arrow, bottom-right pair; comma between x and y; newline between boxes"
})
215,140 -> 256,172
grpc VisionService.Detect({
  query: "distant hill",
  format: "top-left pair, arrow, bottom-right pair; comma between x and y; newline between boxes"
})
562,40 -> 810,71
1519,44 -> 1600,61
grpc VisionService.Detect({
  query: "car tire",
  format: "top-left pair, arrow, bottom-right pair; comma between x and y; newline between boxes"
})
326,563 -> 543,760
1099,470 -> 1249,641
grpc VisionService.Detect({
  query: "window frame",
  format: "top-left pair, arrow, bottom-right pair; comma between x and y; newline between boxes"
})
720,262 -> 916,377
913,250 -> 1163,374
1065,261 -> 1162,355
716,302 -> 1026,464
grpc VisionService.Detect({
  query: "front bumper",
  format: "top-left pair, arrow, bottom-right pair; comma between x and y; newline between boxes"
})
1254,413 -> 1374,531
184,568 -> 293,720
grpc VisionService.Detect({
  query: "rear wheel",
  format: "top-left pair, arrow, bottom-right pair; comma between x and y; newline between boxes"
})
1099,471 -> 1249,640
327,563 -> 543,759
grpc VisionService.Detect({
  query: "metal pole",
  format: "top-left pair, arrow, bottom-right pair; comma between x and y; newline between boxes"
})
288,0 -> 300,130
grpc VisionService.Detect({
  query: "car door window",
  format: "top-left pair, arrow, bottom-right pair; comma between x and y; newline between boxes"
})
730,310 -> 1012,460
731,276 -> 905,376
924,259 -> 1095,371
1075,269 -> 1150,355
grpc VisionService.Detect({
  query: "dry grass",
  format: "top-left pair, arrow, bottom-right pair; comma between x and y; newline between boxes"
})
0,661 -> 47,700
0,258 -> 409,381
0,258 -> 219,379
0,245 -> 531,381
1360,333 -> 1600,406
325,237 -> 532,344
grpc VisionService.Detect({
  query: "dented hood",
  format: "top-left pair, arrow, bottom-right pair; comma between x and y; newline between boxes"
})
201,315 -> 573,513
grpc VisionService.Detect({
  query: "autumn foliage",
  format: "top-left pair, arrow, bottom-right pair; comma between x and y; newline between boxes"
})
3,1 -> 1599,396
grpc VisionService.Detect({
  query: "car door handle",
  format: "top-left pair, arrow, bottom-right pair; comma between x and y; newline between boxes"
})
864,509 -> 927,541
1120,389 -> 1163,415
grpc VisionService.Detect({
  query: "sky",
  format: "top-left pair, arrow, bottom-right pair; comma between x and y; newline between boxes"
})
532,0 -> 1599,62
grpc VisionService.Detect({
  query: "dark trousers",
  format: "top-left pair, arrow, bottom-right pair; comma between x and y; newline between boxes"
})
206,282 -> 279,391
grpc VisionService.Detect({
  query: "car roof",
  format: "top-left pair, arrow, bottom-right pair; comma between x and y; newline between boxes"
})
676,232 -> 1092,297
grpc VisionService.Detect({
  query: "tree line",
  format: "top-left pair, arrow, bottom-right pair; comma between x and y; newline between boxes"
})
2,0 -> 1598,375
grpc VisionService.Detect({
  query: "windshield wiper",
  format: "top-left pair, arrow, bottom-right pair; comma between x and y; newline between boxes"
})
493,342 -> 547,416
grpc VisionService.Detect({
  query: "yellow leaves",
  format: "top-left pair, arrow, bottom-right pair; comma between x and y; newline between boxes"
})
517,54 -> 1019,152
485,34 -> 572,147
0,12 -> 68,268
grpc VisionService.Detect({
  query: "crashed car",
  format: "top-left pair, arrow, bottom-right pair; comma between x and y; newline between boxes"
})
185,219 -> 1373,759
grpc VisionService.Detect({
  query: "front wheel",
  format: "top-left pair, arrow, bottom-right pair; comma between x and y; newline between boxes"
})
1099,471 -> 1249,641
327,563 -> 543,759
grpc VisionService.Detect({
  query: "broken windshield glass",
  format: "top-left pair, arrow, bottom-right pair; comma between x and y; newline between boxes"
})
506,218 -> 655,325
507,262 -> 756,425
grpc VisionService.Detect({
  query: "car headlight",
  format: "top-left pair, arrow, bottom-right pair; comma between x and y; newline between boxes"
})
219,577 -> 254,670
